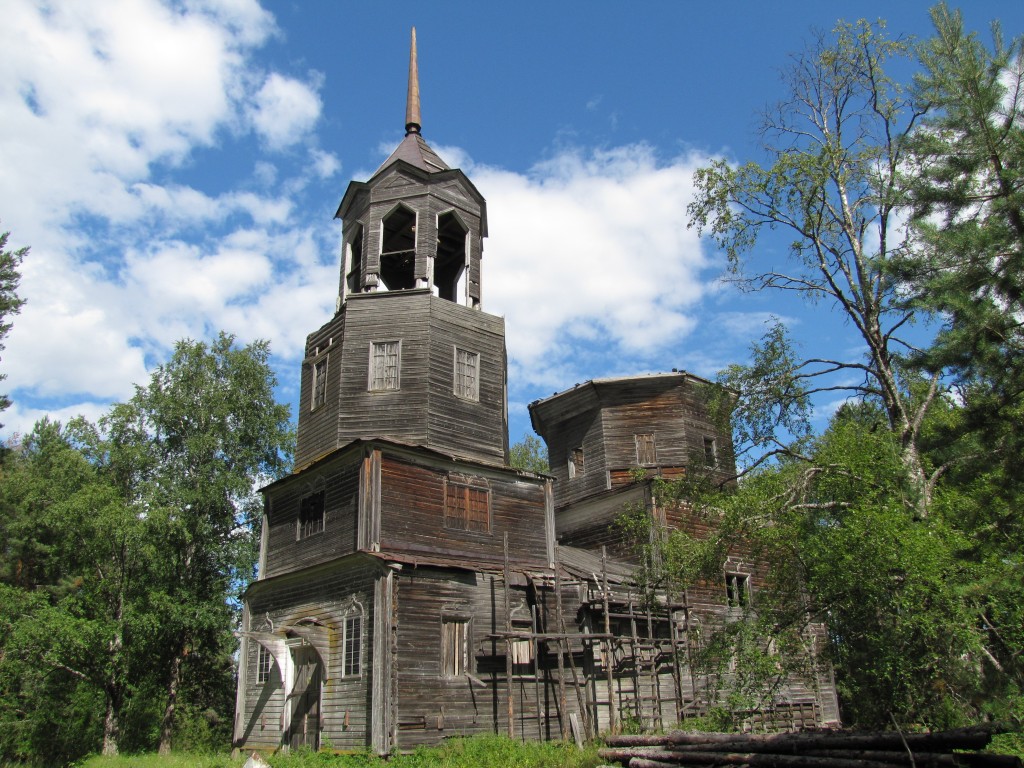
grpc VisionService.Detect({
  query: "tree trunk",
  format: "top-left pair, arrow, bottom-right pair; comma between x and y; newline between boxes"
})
158,647 -> 184,755
103,593 -> 126,756
101,694 -> 120,757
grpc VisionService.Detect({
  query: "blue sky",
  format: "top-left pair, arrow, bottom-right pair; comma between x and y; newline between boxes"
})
1,0 -> 1020,451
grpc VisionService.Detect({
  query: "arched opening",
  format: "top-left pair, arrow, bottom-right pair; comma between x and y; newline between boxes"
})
346,225 -> 364,295
379,204 -> 417,291
435,211 -> 468,303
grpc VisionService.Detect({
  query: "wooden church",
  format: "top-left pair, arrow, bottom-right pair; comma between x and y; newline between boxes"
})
232,31 -> 840,755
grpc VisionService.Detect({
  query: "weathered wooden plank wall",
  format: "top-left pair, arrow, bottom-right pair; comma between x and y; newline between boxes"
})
263,454 -> 361,579
378,454 -> 549,568
242,560 -> 378,751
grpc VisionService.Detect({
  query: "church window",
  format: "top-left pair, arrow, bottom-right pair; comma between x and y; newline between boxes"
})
312,356 -> 328,410
435,211 -> 468,302
379,204 -> 417,290
568,447 -> 584,479
298,490 -> 325,539
635,433 -> 656,466
346,225 -> 364,295
444,477 -> 490,533
441,617 -> 471,676
343,614 -> 362,677
725,573 -> 749,608
369,341 -> 401,391
453,348 -> 479,401
257,644 -> 273,683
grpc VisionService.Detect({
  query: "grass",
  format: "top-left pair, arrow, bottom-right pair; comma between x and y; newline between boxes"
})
75,735 -> 605,768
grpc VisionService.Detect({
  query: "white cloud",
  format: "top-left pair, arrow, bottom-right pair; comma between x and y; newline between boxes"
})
0,0 -> 724,447
310,149 -> 341,179
477,144 -> 715,389
249,72 -> 322,150
0,0 -> 333,440
0,0 -> 280,235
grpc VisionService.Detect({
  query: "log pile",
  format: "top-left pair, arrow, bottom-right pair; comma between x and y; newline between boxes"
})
597,725 -> 1022,768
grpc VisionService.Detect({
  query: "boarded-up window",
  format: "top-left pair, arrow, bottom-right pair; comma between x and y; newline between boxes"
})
568,447 -> 584,479
369,341 -> 400,391
726,573 -> 749,608
635,433 -> 656,466
257,644 -> 273,683
312,356 -> 328,410
453,347 -> 480,401
343,615 -> 361,676
703,436 -> 718,467
445,479 -> 490,533
298,491 -> 325,539
442,618 -> 470,676
511,620 -> 535,675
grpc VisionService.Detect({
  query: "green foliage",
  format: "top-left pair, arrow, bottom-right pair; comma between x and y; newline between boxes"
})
509,433 -> 550,474
899,5 -> 1024,394
0,335 -> 293,765
376,735 -> 602,768
714,323 -> 812,471
679,4 -> 1024,728
688,16 -> 939,516
0,226 -> 26,424
75,735 -> 604,768
79,753 -> 241,768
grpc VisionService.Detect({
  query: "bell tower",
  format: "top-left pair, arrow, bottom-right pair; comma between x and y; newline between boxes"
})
294,29 -> 508,469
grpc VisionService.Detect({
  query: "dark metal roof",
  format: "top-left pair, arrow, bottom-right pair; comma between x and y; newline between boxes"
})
375,133 -> 450,176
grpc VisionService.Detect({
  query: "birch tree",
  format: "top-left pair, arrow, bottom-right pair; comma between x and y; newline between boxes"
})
687,20 -> 940,517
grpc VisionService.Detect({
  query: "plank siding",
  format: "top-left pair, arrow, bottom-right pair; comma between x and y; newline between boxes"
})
294,291 -> 508,467
337,291 -> 432,447
377,454 -> 549,569
543,409 -> 606,509
262,455 -> 361,579
531,375 -> 736,510
295,313 -> 347,469
555,485 -> 648,563
240,559 -> 378,751
391,568 -> 581,748
425,297 -> 506,463
240,123 -> 844,754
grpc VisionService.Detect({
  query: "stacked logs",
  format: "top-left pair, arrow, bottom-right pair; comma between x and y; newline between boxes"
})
598,725 -> 1022,768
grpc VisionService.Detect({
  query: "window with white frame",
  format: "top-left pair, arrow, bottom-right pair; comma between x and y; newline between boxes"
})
343,614 -> 361,677
510,619 -> 535,675
369,341 -> 400,391
257,644 -> 273,683
453,347 -> 480,401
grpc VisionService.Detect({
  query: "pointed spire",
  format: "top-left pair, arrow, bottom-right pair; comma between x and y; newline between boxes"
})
405,27 -> 421,135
